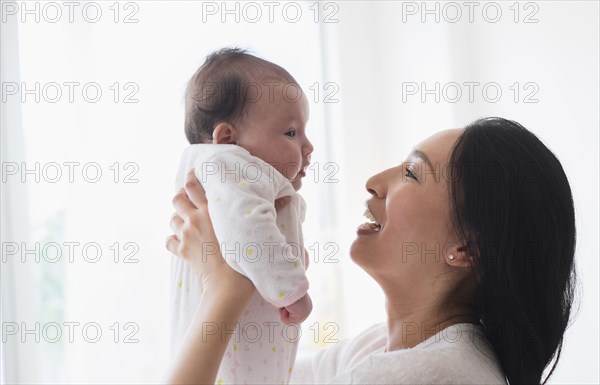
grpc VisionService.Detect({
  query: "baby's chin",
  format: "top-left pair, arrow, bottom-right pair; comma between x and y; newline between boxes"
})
291,178 -> 302,191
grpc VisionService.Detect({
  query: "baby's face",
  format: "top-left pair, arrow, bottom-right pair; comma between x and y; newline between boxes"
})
235,82 -> 313,190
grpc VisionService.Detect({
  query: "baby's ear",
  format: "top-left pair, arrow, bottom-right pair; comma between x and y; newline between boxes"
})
212,122 -> 237,144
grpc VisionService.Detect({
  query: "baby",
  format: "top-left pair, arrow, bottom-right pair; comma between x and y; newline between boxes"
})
171,48 -> 313,385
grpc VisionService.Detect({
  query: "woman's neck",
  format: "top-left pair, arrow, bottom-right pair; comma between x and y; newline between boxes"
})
382,289 -> 480,352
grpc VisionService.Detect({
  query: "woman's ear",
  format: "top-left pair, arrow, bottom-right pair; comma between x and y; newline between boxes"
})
446,245 -> 474,269
212,122 -> 237,144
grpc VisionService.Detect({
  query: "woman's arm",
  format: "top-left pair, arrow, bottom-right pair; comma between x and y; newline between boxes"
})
164,170 -> 256,385
164,278 -> 254,384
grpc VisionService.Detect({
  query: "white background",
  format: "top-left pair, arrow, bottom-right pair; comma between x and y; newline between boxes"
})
1,1 -> 598,384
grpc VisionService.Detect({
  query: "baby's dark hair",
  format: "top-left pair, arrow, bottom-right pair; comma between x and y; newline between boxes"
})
184,47 -> 297,144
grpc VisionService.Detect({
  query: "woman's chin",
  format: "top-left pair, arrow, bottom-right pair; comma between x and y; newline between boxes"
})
349,239 -> 367,264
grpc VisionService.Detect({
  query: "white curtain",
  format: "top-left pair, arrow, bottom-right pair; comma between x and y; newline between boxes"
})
1,9 -> 42,384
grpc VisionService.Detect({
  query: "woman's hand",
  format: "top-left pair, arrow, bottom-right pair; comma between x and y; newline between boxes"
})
166,169 -> 252,292
166,170 -> 292,288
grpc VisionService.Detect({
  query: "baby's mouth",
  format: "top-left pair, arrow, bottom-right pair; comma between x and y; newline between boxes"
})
296,164 -> 308,179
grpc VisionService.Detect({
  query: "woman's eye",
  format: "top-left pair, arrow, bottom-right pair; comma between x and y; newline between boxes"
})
405,167 -> 417,180
285,129 -> 296,138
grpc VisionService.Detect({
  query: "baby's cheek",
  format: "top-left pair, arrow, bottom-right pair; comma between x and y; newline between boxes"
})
282,164 -> 300,180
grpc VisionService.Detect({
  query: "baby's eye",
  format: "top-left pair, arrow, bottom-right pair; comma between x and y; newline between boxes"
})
285,129 -> 296,138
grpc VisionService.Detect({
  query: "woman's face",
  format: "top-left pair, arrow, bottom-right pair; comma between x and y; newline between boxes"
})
350,128 -> 467,289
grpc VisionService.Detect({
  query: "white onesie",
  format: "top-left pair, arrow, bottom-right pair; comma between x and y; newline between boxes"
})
171,144 -> 309,385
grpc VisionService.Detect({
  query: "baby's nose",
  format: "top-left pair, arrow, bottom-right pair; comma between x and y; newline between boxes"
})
304,140 -> 314,157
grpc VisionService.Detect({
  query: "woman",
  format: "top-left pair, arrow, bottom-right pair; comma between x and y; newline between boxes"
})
165,117 -> 577,384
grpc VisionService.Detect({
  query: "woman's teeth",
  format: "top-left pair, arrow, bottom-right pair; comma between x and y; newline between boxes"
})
363,208 -> 376,222
359,222 -> 381,231
362,208 -> 381,231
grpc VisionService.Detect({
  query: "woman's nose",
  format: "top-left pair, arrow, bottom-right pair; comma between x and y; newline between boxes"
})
365,171 -> 387,198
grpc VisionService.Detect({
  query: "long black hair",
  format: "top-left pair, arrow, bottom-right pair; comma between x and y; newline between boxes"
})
448,117 -> 578,385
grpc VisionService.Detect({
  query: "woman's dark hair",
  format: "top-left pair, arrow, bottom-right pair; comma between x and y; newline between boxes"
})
184,47 -> 296,144
448,117 -> 578,385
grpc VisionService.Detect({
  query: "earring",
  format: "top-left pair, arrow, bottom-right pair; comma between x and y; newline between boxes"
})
448,254 -> 455,260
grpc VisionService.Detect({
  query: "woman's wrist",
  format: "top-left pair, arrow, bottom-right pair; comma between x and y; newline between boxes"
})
203,271 -> 255,303
199,255 -> 255,296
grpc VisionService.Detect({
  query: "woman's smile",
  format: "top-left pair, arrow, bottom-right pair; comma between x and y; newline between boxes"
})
357,203 -> 382,235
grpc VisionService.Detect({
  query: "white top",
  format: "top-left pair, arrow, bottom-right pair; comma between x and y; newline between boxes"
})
290,322 -> 508,385
174,144 -> 309,307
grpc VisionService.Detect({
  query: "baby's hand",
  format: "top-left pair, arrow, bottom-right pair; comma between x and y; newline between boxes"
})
279,294 -> 312,325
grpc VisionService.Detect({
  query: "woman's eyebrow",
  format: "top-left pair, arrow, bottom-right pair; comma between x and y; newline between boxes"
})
409,149 -> 435,171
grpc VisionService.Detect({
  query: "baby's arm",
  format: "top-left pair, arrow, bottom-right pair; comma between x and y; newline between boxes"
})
196,149 -> 309,309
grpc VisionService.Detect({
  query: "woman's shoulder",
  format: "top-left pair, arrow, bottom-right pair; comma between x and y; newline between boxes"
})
290,323 -> 387,384
331,323 -> 508,385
